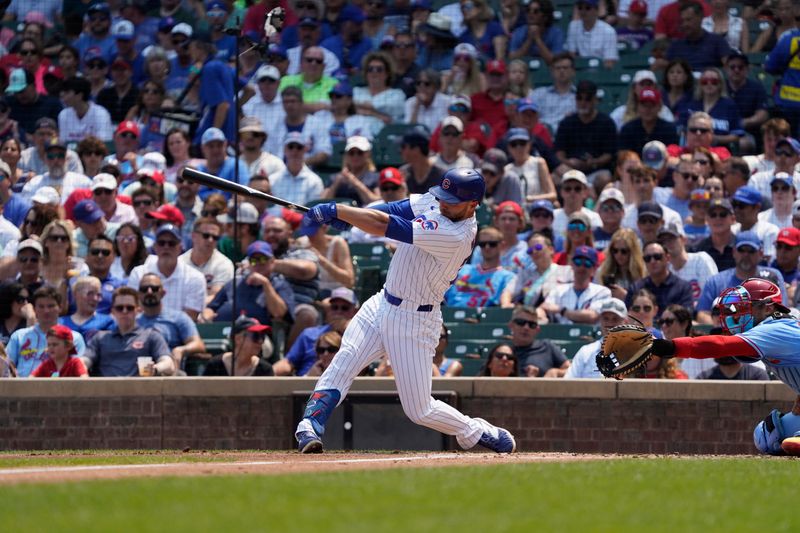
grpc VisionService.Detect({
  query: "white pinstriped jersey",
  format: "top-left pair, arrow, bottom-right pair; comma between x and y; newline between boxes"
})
383,193 -> 478,305
738,316 -> 800,394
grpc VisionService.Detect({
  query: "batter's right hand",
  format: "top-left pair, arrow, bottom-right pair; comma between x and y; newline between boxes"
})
307,202 -> 338,224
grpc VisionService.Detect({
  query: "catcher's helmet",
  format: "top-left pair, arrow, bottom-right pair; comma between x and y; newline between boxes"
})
716,278 -> 784,335
429,168 -> 485,204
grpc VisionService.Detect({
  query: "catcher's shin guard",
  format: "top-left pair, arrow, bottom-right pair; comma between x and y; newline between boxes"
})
753,410 -> 800,455
302,389 -> 341,436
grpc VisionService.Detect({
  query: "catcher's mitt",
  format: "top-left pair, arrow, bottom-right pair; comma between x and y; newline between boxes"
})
596,323 -> 655,379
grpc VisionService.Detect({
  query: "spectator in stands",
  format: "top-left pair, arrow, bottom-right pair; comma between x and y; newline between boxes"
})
274,287 -> 357,376
6,69 -> 63,143
635,201 -> 666,244
593,187 -> 626,251
173,175 -> 202,246
698,355 -> 770,380
303,330 -> 343,377
123,80 -> 166,152
445,226 -> 517,308
619,89 -> 680,156
504,127 -> 556,204
98,57 -> 140,124
391,31 -> 421,98
531,52 -> 576,133
471,60 -> 509,132
659,156 -> 696,220
765,5 -> 800,137
528,200 -> 562,250
129,187 -> 159,245
564,297 -> 626,379
770,227 -> 800,302
416,12 -> 459,71
556,211 -> 601,266
38,220 -> 77,303
215,202 -> 259,264
470,201 -> 528,271
7,286 -> 86,377
136,273 -> 205,372
0,158 -> 29,228
22,138 -> 90,205
626,241 -> 694,317
760,173 -> 796,229
663,2 -> 731,71
565,0 -> 618,68
508,305 -> 568,377
83,286 -> 173,377
90,173 -> 136,225
1,139 -> 26,195
432,325 -> 462,377
400,130 -> 446,195
0,282 -> 33,347
82,235 -> 124,315
509,0 -> 563,64
203,315 -> 274,376
75,136 -> 108,180
11,238 -> 44,296
286,18 -> 340,77
612,71 -> 675,130
480,343 -> 519,377
702,0 -> 747,51
506,60 -> 535,102
724,51 -> 769,153
720,158 -> 749,198
58,76 -> 113,143
84,50 -> 111,101
743,118 -> 791,175
661,59 -> 695,120
321,5 -> 373,73
30,324 -> 89,378
654,0 -> 711,40
128,224 -> 206,321
749,137 -> 800,199
268,132 -> 325,209
623,166 -> 684,231
512,232 -> 572,306
239,118 -> 285,182
457,0 -> 507,60
480,149 -> 522,206
731,185 -> 779,262
317,81 -> 377,144
538,245 -> 610,324
189,36 -> 235,144
430,117 -> 475,170
689,197 -> 736,271
554,80 -> 617,185
616,0 -> 653,50
353,51 -> 406,133
165,23 -> 193,98
696,230 -> 787,323
432,95 -> 491,157
684,67 -> 743,148
441,44 -> 485,98
111,223 -> 149,279
269,86 -> 331,164
322,136 -> 380,206
658,221 -> 717,305
596,227 -> 645,302
405,70 -> 451,133
552,170 -> 602,235
60,276 -> 114,343
280,45 -> 338,109
73,3 -> 115,62
71,199 -> 119,258
179,217 -> 233,306
242,65 -> 285,142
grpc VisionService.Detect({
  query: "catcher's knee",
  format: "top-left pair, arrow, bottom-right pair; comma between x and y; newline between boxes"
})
753,410 -> 800,455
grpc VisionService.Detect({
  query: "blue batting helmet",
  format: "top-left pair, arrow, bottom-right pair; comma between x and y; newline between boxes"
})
429,168 -> 485,204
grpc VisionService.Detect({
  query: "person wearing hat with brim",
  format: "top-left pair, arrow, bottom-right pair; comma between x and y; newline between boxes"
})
241,64 -> 284,153
618,85 -> 680,155
615,0 -> 653,50
269,131 -> 326,208
320,135 -> 380,206
609,70 -> 674,130
625,240 -> 694,317
103,20 -> 143,99
760,172 -> 797,230
346,166 -> 411,244
4,67 -> 63,144
470,200 -> 529,271
72,3 -> 115,65
621,165 -> 684,235
416,12 -> 459,71
267,85 -> 332,165
18,117 -> 83,178
551,169 -> 602,236
237,115 -> 286,181
748,137 -> 800,200
165,22 -> 194,90
127,223 -> 207,321
636,200 -> 666,244
90,172 -> 137,225
471,59 -> 509,131
769,227 -> 800,302
565,0 -> 618,69
202,315 -> 276,376
204,0 -> 238,63
729,185 -> 779,263
565,297 -> 628,379
657,221 -> 719,307
696,230 -> 789,325
684,187 -> 712,244
277,0 -> 329,49
21,138 -> 92,205
188,35 -> 236,145
593,187 -> 626,251
203,239 -> 295,335
554,79 -> 617,185
504,126 -> 557,205
555,210 -> 604,266
479,148 -> 523,206
30,324 -> 89,378
430,116 -> 475,171
429,93 -> 490,155
194,127 -> 251,199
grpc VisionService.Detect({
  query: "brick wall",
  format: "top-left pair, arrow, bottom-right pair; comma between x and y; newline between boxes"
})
0,378 -> 794,453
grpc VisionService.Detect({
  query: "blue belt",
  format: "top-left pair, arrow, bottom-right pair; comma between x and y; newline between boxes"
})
384,289 -> 433,312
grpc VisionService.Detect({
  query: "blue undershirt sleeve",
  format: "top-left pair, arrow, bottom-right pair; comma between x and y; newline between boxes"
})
369,199 -> 415,220
386,216 -> 414,244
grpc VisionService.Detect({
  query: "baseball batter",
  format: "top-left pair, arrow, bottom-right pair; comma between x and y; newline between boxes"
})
647,278 -> 800,455
294,168 -> 516,454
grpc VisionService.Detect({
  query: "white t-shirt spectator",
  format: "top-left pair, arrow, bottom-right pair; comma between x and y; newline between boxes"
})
565,20 -> 619,62
564,339 -> 603,378
21,171 -> 91,203
178,249 -> 235,296
58,102 -> 114,143
403,92 -> 452,134
748,170 -> 800,200
732,220 -> 779,260
128,256 -> 207,315
544,282 -> 611,324
758,208 -> 793,231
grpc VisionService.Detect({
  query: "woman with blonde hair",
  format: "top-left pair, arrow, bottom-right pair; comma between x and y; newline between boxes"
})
686,67 -> 743,147
610,71 -> 675,130
441,43 -> 486,97
612,150 -> 642,204
40,220 -> 83,312
320,136 -> 380,207
702,0 -> 748,52
306,330 -> 343,377
553,211 -> 601,266
595,228 -> 645,302
506,59 -> 534,99
457,0 -> 508,60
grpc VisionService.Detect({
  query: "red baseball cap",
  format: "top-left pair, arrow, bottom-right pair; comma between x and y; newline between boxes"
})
146,204 -> 185,226
116,120 -> 140,137
138,168 -> 165,184
495,200 -> 523,218
776,227 -> 800,247
486,60 -> 506,75
638,88 -> 661,105
47,325 -> 77,355
629,0 -> 648,15
379,167 -> 403,186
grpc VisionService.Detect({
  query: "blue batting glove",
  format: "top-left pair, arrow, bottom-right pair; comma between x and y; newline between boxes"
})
330,219 -> 352,232
308,202 -> 338,224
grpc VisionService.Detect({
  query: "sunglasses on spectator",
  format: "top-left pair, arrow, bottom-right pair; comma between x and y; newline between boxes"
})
737,246 -> 758,254
504,98 -> 518,106
772,184 -> 792,193
329,304 -> 353,312
700,77 -> 720,86
600,203 -> 622,213
512,318 -> 537,328
119,132 -> 137,139
18,255 -> 39,263
48,235 -> 70,243
395,43 -> 415,49
367,65 -> 386,73
87,61 -> 106,69
775,149 -> 796,158
249,255 -> 270,265
638,217 -> 659,225
316,345 -> 339,355
380,185 -> 400,192
680,172 -> 701,181
727,63 -> 746,71
509,140 -> 528,148
442,130 -> 461,137
247,332 -> 266,343
527,243 -> 544,253
731,201 -> 753,210
531,210 -> 552,219
156,239 -> 178,248
561,185 -> 583,193
643,253 -> 664,262
415,80 -> 433,87
82,150 -> 105,157
46,152 -> 66,160
330,93 -> 347,100
303,57 -> 324,64
201,209 -> 221,217
478,240 -> 500,248
140,285 -> 161,293
286,143 -> 305,151
707,210 -> 729,219
567,222 -> 587,232
454,54 -> 473,62
113,305 -> 136,313
572,257 -> 594,268
89,248 -> 112,257
631,305 -> 653,313
93,188 -> 114,196
657,317 -> 676,327
347,149 -> 366,156
195,231 -> 219,241
19,49 -> 37,56
776,242 -> 798,251
448,104 -> 469,113
493,352 -> 516,362
15,295 -> 28,304
610,247 -> 629,255
134,199 -> 153,207
688,127 -> 711,134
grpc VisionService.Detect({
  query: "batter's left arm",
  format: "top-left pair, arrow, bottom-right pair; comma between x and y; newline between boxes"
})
336,205 -> 413,243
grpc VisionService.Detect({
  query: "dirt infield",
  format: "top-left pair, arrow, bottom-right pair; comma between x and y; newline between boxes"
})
0,451 -> 621,485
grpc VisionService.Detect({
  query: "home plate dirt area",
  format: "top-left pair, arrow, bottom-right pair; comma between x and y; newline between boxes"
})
0,451 -> 624,484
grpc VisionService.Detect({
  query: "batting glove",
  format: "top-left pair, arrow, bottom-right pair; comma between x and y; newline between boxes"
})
330,219 -> 351,232
308,202 -> 338,224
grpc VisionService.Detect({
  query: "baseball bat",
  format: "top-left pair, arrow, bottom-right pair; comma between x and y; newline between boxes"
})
180,167 -> 309,213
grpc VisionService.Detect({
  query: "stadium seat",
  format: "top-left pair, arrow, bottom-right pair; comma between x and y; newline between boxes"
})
538,323 -> 599,342
442,306 -> 480,324
448,322 -> 510,340
477,307 -> 513,324
445,339 -> 493,360
196,323 -> 231,356
353,265 -> 385,305
457,356 -> 486,377
373,123 -> 429,168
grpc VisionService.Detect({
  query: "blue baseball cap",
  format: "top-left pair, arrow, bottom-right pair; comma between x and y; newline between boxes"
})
732,186 -> 761,205
201,127 -> 226,145
776,137 -> 800,156
529,199 -> 554,214
637,201 -> 663,220
573,245 -> 598,266
507,128 -> 530,142
88,2 -> 110,16
771,172 -> 795,189
206,1 -> 228,14
411,0 -> 432,10
330,81 -> 353,97
158,16 -> 176,32
267,43 -> 288,59
247,240 -> 274,258
339,5 -> 365,23
155,223 -> 182,241
298,17 -> 319,27
429,168 -> 485,204
735,230 -> 762,250
74,200 -> 103,224
517,99 -> 539,113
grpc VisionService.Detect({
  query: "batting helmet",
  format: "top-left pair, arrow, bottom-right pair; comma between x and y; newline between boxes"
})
429,168 -> 485,204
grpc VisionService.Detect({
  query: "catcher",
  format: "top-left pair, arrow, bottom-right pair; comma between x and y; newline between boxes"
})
597,278 -> 800,456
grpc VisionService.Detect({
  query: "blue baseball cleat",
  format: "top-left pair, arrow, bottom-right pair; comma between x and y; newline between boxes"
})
296,430 -> 323,454
476,420 -> 517,453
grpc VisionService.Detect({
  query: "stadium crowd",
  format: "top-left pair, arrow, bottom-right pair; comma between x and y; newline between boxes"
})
0,0 -> 798,381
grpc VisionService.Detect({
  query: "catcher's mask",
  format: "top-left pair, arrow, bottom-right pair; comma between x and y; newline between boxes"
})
716,285 -> 760,335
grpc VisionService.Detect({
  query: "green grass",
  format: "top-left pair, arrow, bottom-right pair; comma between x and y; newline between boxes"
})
4,458 -> 800,532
